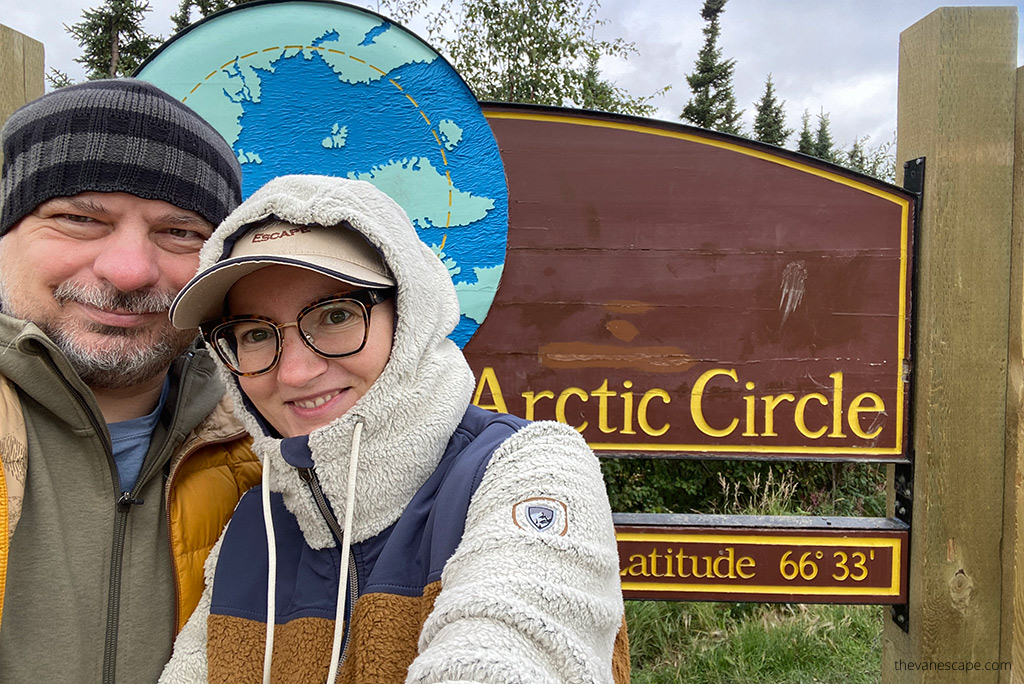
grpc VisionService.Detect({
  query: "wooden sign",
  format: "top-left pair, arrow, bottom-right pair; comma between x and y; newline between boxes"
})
614,514 -> 908,603
470,104 -> 915,462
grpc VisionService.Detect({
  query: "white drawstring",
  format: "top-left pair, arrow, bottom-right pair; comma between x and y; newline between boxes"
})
326,421 -> 363,683
261,453 -> 277,684
259,423 -> 362,684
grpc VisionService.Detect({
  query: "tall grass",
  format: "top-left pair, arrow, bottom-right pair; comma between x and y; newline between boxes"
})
626,601 -> 882,684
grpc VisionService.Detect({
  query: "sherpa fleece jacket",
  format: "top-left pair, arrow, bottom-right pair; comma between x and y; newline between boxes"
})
160,175 -> 629,683
0,314 -> 260,684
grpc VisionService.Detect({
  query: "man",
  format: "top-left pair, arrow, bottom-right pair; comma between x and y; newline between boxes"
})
0,79 -> 260,683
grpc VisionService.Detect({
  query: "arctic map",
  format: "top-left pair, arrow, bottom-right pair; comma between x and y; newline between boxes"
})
137,0 -> 508,346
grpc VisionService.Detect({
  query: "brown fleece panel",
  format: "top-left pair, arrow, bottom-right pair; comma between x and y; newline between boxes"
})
612,615 -> 632,684
207,613 -> 334,683
337,581 -> 442,683
207,582 -> 626,682
207,583 -> 442,683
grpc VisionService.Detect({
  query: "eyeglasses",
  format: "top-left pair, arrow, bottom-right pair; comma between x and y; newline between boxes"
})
202,288 -> 395,377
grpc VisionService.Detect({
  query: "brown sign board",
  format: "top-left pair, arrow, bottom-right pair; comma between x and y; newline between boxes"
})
614,514 -> 908,604
469,104 -> 915,462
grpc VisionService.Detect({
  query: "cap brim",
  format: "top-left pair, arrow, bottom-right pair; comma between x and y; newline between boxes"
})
170,255 -> 395,329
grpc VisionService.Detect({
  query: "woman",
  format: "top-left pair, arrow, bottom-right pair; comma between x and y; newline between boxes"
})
161,175 -> 627,683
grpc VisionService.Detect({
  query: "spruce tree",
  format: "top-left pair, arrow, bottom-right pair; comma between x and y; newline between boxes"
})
751,74 -> 791,146
836,134 -> 896,182
46,68 -> 75,89
843,137 -> 869,174
796,110 -> 815,155
680,0 -> 742,135
67,0 -> 158,79
813,109 -> 836,162
580,53 -> 616,111
171,0 -> 254,33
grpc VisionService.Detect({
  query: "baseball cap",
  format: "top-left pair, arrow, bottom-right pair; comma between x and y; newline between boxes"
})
170,220 -> 395,329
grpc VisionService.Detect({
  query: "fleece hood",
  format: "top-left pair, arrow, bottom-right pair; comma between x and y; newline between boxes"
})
189,175 -> 476,548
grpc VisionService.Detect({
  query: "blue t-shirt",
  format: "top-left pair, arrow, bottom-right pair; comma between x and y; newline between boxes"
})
108,378 -> 171,494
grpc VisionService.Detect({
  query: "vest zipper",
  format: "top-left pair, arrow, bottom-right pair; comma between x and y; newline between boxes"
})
340,553 -> 358,667
297,467 -> 359,670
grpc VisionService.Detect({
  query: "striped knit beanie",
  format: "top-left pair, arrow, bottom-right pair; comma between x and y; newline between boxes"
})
0,78 -> 242,236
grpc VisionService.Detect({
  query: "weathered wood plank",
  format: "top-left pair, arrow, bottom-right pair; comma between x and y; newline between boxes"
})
0,24 -> 44,171
1004,63 -> 1024,684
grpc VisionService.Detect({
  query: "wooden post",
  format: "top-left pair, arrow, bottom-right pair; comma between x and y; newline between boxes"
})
1007,63 -> 1024,684
0,24 -> 44,169
883,7 -> 1018,682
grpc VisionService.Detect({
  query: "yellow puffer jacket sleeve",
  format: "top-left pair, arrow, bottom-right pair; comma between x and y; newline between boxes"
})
167,395 -> 261,633
0,375 -> 27,632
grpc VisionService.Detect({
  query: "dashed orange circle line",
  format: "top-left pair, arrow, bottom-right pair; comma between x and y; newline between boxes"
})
181,44 -> 454,228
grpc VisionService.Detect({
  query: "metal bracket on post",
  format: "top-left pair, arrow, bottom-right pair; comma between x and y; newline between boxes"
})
891,460 -> 913,632
889,157 -> 924,634
891,601 -> 911,634
894,462 -> 913,525
903,157 -> 925,198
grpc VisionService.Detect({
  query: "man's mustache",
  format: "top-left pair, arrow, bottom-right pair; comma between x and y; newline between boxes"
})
53,282 -> 176,315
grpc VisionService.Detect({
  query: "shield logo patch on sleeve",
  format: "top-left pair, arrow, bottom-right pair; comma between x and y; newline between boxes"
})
513,497 -> 568,536
528,506 -> 554,531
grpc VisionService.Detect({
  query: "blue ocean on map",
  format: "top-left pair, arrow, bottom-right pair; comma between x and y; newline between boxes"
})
227,37 -> 507,346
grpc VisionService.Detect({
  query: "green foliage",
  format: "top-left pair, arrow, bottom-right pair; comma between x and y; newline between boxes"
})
795,109 -> 848,166
626,601 -> 883,683
680,0 -> 743,135
364,0 -> 430,25
813,109 -> 837,162
580,53 -> 617,111
602,459 -> 712,514
64,0 -> 259,82
171,0 -> 256,33
752,74 -> 791,147
578,53 -> 660,115
845,137 -> 868,171
425,0 -> 658,116
714,467 -> 799,516
601,458 -> 886,518
838,134 -> 897,183
66,0 -> 159,79
796,110 -> 815,156
46,68 -> 75,89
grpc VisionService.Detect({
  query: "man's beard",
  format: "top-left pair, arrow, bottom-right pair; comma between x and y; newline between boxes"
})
0,279 -> 198,390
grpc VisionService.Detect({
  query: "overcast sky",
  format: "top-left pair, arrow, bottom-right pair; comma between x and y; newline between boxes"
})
3,0 -> 1022,152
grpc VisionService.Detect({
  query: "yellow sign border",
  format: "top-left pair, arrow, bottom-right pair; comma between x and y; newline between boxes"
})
616,529 -> 904,598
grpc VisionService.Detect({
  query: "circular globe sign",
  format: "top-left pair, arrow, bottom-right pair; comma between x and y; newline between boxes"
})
137,0 -> 508,347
